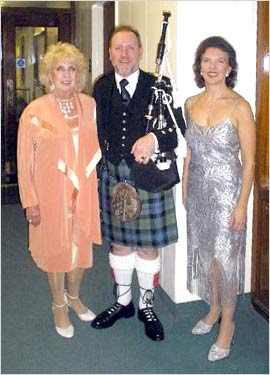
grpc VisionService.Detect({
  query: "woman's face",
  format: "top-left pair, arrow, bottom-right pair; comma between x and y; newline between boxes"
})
50,59 -> 78,98
200,47 -> 231,86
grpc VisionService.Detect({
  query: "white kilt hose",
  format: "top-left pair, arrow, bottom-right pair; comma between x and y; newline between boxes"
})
99,159 -> 178,248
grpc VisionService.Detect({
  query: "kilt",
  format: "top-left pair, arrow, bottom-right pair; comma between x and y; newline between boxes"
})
99,159 -> 178,248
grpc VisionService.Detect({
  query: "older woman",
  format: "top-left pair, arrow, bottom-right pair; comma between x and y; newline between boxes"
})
183,36 -> 256,361
17,42 -> 102,338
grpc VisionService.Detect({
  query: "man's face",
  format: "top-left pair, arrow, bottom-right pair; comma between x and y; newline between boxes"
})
109,31 -> 143,77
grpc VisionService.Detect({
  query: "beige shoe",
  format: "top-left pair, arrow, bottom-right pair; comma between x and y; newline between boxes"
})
64,290 -> 96,322
52,302 -> 74,338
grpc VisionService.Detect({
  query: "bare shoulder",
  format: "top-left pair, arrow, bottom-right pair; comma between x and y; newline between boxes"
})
231,92 -> 253,114
230,92 -> 255,129
185,93 -> 200,106
184,93 -> 201,114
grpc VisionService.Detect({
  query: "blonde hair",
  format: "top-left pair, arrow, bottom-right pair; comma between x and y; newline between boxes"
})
39,42 -> 89,92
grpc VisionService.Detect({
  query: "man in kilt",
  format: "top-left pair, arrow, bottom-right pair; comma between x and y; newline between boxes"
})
91,25 -> 182,341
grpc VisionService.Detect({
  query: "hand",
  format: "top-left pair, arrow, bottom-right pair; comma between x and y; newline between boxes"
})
131,133 -> 155,164
229,206 -> 247,232
26,205 -> 41,227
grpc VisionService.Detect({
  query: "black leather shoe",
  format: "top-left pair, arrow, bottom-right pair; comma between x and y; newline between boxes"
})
138,307 -> 164,341
91,301 -> 135,329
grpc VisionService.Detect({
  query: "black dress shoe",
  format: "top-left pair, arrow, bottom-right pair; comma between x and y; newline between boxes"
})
91,301 -> 135,329
138,307 -> 164,341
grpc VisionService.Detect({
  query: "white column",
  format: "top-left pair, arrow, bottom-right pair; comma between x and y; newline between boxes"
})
91,3 -> 104,84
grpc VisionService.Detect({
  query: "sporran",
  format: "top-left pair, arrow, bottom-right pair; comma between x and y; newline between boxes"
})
111,182 -> 141,223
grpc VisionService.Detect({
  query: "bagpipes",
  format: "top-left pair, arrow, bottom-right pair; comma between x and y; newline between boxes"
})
131,11 -> 186,193
111,12 -> 186,223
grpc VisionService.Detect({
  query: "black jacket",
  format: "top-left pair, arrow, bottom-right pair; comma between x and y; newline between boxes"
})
93,69 -> 185,167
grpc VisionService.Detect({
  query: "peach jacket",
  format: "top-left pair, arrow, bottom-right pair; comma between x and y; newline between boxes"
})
17,93 -> 102,258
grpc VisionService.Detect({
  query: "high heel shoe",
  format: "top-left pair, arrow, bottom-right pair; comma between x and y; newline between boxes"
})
192,320 -> 214,335
208,323 -> 235,362
64,290 -> 96,322
192,315 -> 221,335
52,302 -> 74,338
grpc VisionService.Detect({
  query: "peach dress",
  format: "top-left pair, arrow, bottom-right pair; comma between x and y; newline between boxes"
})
17,93 -> 102,272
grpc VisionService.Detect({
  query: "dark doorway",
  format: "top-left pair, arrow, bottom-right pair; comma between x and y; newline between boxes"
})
1,7 -> 74,204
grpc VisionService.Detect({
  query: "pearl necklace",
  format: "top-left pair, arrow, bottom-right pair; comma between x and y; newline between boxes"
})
56,96 -> 78,119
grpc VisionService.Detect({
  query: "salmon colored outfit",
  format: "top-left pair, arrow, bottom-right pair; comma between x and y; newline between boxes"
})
17,92 -> 102,272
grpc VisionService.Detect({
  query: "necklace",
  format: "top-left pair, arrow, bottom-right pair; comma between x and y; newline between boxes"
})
56,95 -> 78,119
203,90 -> 227,112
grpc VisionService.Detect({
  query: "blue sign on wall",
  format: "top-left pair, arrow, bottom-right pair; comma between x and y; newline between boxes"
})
16,58 -> 26,68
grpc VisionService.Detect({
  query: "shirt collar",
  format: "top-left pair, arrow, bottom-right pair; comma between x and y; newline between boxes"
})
115,70 -> 140,96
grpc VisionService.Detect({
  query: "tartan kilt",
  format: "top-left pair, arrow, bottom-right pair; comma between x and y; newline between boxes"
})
99,159 -> 178,248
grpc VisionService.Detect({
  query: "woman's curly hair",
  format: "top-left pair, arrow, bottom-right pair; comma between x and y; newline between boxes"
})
39,42 -> 88,92
193,36 -> 238,89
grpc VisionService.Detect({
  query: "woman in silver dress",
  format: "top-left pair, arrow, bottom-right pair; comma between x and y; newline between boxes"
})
182,36 -> 256,361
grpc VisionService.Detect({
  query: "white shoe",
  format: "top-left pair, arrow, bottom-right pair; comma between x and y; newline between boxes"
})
64,290 -> 96,322
208,321 -> 235,361
52,302 -> 74,338
192,320 -> 213,335
208,343 -> 230,361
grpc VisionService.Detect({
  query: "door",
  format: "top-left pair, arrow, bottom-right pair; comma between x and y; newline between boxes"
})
1,7 -> 74,204
103,1 -> 115,74
251,1 -> 269,320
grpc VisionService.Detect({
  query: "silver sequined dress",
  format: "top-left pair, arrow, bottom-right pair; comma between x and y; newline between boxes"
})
185,117 -> 246,308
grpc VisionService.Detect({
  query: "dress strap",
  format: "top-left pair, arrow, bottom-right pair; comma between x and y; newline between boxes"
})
229,99 -> 241,118
189,97 -> 195,116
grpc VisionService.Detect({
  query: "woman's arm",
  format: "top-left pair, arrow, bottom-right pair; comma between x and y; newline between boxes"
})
229,99 -> 256,231
17,109 -> 41,226
182,98 -> 192,208
182,148 -> 191,208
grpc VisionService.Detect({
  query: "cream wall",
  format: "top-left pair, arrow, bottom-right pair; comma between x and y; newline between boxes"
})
75,2 -> 92,93
116,1 -> 177,78
116,0 -> 257,304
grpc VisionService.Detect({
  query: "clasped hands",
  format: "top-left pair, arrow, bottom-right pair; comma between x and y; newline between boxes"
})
131,133 -> 155,164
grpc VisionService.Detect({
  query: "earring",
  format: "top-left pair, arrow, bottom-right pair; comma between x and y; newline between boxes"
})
226,72 -> 230,77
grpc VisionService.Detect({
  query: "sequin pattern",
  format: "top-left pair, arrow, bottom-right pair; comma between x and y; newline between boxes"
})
185,118 -> 246,308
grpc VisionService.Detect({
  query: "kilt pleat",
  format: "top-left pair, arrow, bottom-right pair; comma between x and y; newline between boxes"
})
99,160 -> 178,248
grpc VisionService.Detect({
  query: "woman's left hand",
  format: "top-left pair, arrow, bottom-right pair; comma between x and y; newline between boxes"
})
229,206 -> 247,232
26,205 -> 41,227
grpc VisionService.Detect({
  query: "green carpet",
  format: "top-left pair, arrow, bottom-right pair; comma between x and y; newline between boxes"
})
1,204 -> 269,374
